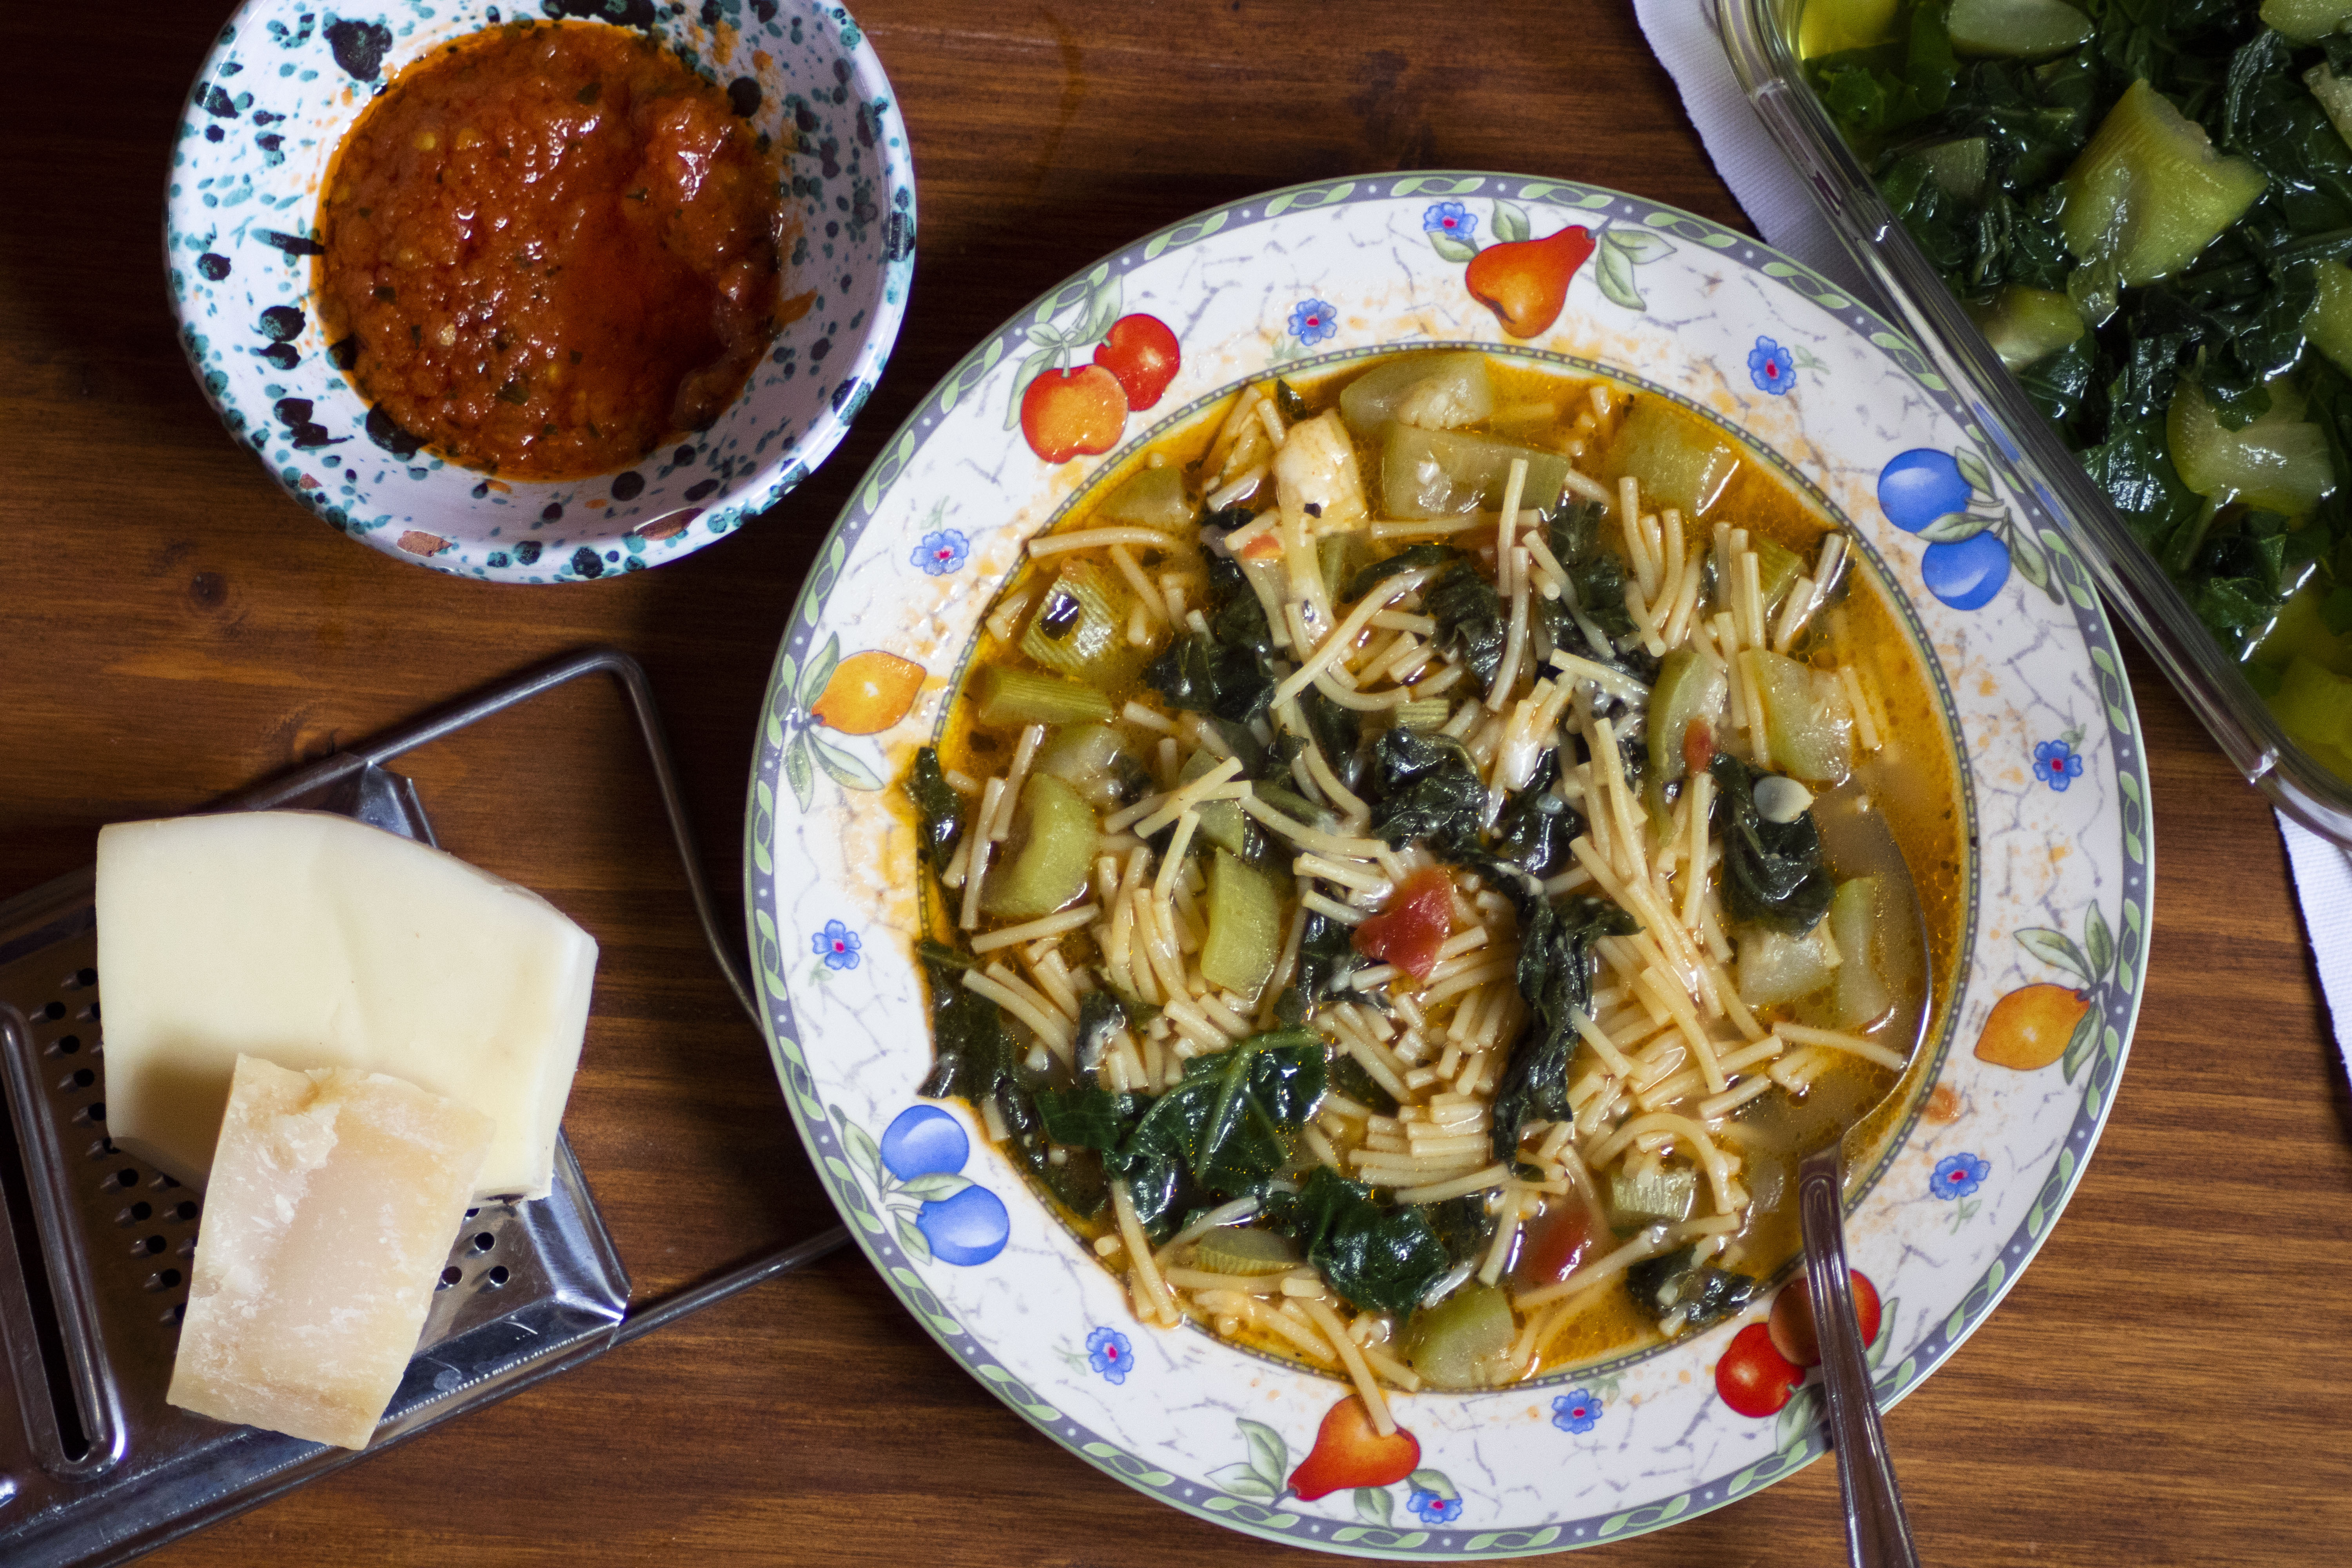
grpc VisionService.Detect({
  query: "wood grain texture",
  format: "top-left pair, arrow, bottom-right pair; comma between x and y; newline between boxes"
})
0,0 -> 2345,1562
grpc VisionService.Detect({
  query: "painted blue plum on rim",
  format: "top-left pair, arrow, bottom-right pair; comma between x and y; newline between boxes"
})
1877,448 -> 1973,533
1922,534 -> 2012,611
917,1185 -> 1011,1266
1876,445 -> 2062,611
842,1105 -> 1010,1267
880,1103 -> 968,1180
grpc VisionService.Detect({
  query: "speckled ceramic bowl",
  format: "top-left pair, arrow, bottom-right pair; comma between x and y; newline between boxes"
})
165,0 -> 913,583
744,175 -> 2152,1553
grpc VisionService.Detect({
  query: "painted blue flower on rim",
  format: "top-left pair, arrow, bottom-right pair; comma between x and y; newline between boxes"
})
2034,739 -> 2086,791
1289,298 -> 1339,346
1421,201 -> 1477,241
1085,1325 -> 1134,1385
1749,336 -> 1798,395
1406,1490 -> 1465,1524
1552,1390 -> 1602,1434
813,919 -> 862,971
912,528 -> 968,576
1932,1152 -> 1990,1200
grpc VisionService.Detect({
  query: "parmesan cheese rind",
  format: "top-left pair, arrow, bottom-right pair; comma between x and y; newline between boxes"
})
167,1055 -> 493,1449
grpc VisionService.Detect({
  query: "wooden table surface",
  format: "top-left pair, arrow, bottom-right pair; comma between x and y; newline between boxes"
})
4,0 -> 2347,1562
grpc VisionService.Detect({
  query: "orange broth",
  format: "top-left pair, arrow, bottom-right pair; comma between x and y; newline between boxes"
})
916,355 -> 1967,1379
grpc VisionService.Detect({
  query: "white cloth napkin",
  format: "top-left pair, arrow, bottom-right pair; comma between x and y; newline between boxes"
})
2279,814 -> 2352,1073
1630,0 -> 1869,298
1633,0 -> 2352,1070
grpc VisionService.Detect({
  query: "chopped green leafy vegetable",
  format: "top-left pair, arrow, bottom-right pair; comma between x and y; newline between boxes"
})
1074,989 -> 1127,1074
1366,727 -> 1487,857
1071,1028 -> 1330,1234
1143,632 -> 1274,722
1424,559 -> 1511,686
1145,545 -> 1285,721
915,942 -> 1112,1217
1296,908 -> 1363,1004
914,940 -> 1016,1106
1330,1052 -> 1400,1116
1485,887 -> 1637,1162
1423,1193 -> 1500,1269
1344,543 -> 1460,601
1490,749 -> 1583,877
1298,685 -> 1364,791
1205,549 -> 1277,658
1711,754 -> 1837,933
1035,1082 -> 1144,1151
1265,1165 -> 1452,1318
904,746 -> 964,866
1624,1245 -> 1759,1332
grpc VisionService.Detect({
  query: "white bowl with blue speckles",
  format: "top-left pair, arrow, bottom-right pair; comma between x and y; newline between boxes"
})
165,0 -> 913,583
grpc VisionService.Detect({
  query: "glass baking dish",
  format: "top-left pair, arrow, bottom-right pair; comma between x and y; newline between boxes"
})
1717,0 -> 2352,847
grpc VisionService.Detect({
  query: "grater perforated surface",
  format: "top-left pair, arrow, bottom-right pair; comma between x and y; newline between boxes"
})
0,772 -> 631,1568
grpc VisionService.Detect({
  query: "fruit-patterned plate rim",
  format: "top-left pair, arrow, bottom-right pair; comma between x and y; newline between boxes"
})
742,172 -> 2151,1555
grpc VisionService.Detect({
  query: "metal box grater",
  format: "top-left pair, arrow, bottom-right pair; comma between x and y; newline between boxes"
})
0,648 -> 844,1567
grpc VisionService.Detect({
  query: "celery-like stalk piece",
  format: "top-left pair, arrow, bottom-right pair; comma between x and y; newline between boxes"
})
1020,559 -> 1139,685
1604,395 -> 1740,519
2058,79 -> 2267,287
1096,465 -> 1192,530
982,774 -> 1099,919
1965,285 -> 2086,371
974,666 -> 1116,728
1947,0 -> 2094,59
2165,378 -> 2336,518
2263,0 -> 2352,43
1749,649 -> 1854,784
1198,849 -> 1283,998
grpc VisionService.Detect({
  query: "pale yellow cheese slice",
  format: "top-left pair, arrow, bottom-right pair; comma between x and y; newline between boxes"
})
96,810 -> 597,1200
168,1055 -> 493,1448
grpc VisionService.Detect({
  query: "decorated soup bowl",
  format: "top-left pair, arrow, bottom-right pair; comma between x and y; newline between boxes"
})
743,174 -> 2150,1554
165,0 -> 913,583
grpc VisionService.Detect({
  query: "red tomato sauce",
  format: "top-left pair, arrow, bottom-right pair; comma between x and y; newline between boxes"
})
315,20 -> 789,481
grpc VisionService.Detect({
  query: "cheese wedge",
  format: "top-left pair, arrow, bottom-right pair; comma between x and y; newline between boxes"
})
168,1055 -> 492,1449
96,810 -> 597,1200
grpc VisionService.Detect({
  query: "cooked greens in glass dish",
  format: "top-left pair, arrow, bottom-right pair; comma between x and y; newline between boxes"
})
1800,0 -> 2352,783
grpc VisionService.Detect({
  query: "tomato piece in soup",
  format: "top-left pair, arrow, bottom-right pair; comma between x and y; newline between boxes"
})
1683,718 -> 1715,777
1509,1192 -> 1599,1290
1350,867 -> 1453,978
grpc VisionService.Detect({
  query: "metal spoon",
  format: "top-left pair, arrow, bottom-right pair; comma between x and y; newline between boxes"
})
1797,1139 -> 1920,1567
1797,795 -> 1930,1568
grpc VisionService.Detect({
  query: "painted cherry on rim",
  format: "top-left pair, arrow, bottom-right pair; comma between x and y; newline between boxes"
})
1091,314 -> 1180,410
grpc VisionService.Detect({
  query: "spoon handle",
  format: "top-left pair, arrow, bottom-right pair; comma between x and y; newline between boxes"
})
1797,1145 -> 1921,1568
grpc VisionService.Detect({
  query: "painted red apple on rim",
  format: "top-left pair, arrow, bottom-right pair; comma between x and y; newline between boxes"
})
1769,1268 -> 1882,1370
1009,276 -> 1182,463
1715,1322 -> 1804,1419
1020,366 -> 1128,464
